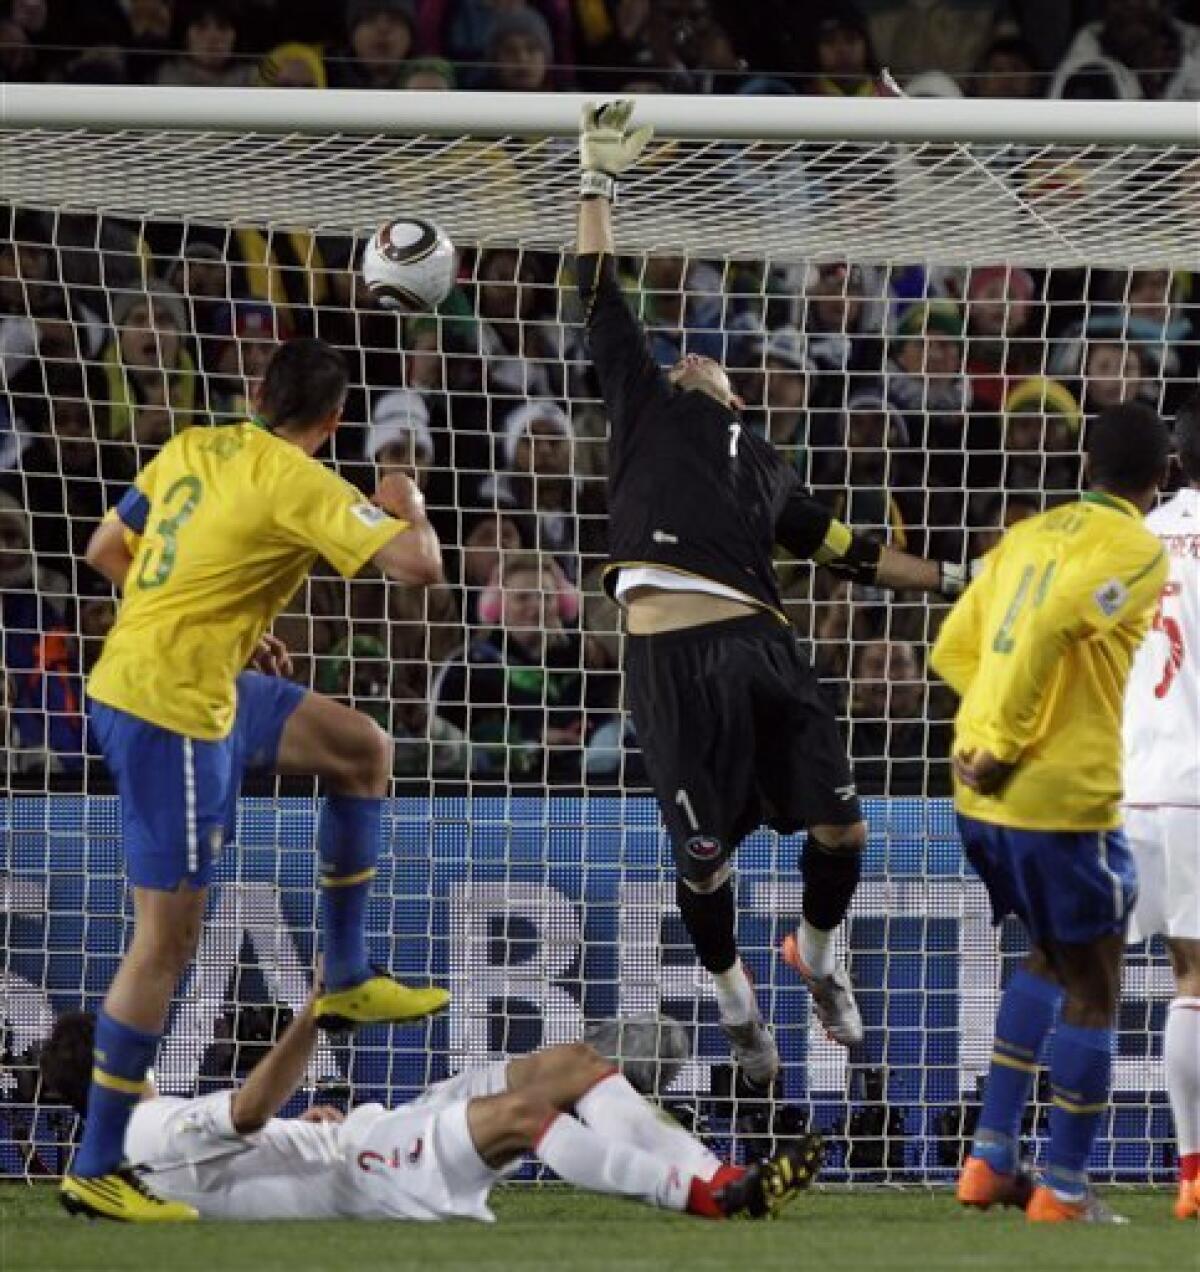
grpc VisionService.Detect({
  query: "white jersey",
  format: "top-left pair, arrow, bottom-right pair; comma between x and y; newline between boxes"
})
124,1063 -> 508,1222
1124,487 -> 1200,807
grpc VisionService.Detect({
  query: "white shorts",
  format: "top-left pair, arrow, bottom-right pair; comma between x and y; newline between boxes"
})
1124,806 -> 1200,943
337,1097 -> 500,1222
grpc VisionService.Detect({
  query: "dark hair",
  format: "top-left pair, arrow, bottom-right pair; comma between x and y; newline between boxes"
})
1086,401 -> 1171,495
39,1011 -> 95,1117
1176,395 -> 1200,484
258,338 -> 348,432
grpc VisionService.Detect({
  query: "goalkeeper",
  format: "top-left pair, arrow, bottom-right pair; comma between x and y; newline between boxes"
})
63,338 -> 449,1223
575,101 -> 975,1086
933,403 -> 1170,1223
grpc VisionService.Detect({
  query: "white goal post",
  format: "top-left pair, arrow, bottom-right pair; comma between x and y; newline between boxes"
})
0,86 -> 1190,1186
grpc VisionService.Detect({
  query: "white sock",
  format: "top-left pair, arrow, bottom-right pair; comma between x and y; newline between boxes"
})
1165,997 -> 1200,1168
535,1112 -> 692,1212
799,920 -> 837,978
576,1071 -> 721,1181
713,961 -> 759,1025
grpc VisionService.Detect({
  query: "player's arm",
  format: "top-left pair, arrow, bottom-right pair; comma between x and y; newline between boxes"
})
930,552 -> 998,698
85,471 -> 160,587
575,101 -> 661,424
229,994 -> 320,1135
368,472 -> 443,585
774,490 -> 973,599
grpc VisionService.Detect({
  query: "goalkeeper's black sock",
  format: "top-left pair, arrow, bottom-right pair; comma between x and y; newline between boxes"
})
675,876 -> 738,977
800,834 -> 862,935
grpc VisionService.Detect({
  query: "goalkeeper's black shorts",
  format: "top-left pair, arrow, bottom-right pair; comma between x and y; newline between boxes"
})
625,612 -> 862,884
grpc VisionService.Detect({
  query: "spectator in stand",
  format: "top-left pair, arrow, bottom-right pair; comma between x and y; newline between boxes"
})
433,550 -> 610,784
3,361 -> 129,591
1054,0 -> 1200,100
797,262 -> 887,395
0,491 -> 83,775
963,265 -> 1041,416
1051,268 -> 1197,413
749,326 -> 812,456
886,301 -> 972,558
886,300 -> 970,423
475,247 -> 565,402
333,0 -> 416,90
967,490 -> 1041,559
420,0 -> 575,86
119,0 -> 176,81
208,302 -> 288,421
167,238 -> 231,379
485,8 -> 558,90
103,279 -> 199,457
971,33 -> 1042,98
847,637 -> 950,797
367,388 -> 437,492
156,0 -> 254,87
818,385 -> 911,546
1000,375 -> 1082,494
454,506 -> 525,626
493,398 -> 595,577
1075,340 -> 1148,415
0,12 -> 35,79
638,253 -> 725,365
397,56 -> 457,88
855,0 -> 1002,80
391,666 -> 469,779
807,2 -> 880,96
257,41 -> 328,89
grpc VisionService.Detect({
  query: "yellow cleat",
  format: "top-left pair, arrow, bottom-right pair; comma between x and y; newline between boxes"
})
60,1167 -> 198,1222
314,972 -> 449,1031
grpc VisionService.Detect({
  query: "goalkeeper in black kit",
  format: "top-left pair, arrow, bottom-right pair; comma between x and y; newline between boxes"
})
576,101 -> 975,1087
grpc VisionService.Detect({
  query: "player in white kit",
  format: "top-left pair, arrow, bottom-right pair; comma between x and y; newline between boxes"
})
1122,399 -> 1200,1221
40,990 -> 822,1223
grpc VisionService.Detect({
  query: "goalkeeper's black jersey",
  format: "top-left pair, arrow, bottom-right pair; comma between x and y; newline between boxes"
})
578,253 -> 838,619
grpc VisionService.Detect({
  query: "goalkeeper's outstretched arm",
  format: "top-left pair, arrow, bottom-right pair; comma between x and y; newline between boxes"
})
775,491 -> 975,599
574,100 -> 663,430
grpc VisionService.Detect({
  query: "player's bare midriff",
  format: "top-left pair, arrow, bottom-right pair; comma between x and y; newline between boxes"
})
623,586 -> 759,635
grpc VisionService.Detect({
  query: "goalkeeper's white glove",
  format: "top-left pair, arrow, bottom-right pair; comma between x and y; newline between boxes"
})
579,100 -> 653,202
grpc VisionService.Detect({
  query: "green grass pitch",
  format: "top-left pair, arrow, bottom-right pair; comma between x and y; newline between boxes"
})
1,1185 -> 1193,1272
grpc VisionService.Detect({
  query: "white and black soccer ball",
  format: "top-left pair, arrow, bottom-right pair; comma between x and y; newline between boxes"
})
361,217 -> 456,312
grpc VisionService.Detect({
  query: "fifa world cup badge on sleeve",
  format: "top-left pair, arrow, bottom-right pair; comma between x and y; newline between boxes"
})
1094,579 -> 1129,618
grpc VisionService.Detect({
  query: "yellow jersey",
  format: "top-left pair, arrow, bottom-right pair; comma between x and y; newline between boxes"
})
931,492 -> 1166,831
88,422 -> 406,740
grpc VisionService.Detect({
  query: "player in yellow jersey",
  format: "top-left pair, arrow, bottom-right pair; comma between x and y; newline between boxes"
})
62,339 -> 449,1223
932,402 -> 1171,1224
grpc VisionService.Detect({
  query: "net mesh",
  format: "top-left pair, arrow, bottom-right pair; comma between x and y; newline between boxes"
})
0,118 -> 1187,1185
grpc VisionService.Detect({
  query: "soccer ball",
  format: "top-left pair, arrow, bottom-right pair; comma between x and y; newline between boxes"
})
361,217 -> 456,312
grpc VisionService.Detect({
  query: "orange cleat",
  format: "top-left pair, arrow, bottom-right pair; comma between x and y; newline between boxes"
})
1027,1185 -> 1127,1224
957,1155 -> 1034,1210
1175,1180 -> 1198,1221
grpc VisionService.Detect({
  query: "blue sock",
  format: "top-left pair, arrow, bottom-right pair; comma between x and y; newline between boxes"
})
972,969 -> 1063,1174
72,1011 -> 160,1178
1045,1022 -> 1113,1201
318,794 -> 381,990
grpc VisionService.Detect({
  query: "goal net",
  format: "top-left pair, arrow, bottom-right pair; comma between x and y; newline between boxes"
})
1,87 -> 1193,1184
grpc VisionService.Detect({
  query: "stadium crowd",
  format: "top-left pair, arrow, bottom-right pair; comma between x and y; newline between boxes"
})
2,0 -> 1199,796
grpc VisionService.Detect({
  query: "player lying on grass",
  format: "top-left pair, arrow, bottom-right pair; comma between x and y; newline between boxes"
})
1122,396 -> 1200,1222
40,1001 -> 824,1223
575,100 -> 978,1086
66,338 -> 450,1222
932,402 -> 1171,1224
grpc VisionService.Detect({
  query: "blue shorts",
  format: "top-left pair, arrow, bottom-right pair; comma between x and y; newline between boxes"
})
958,814 -> 1138,947
90,672 -> 307,891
